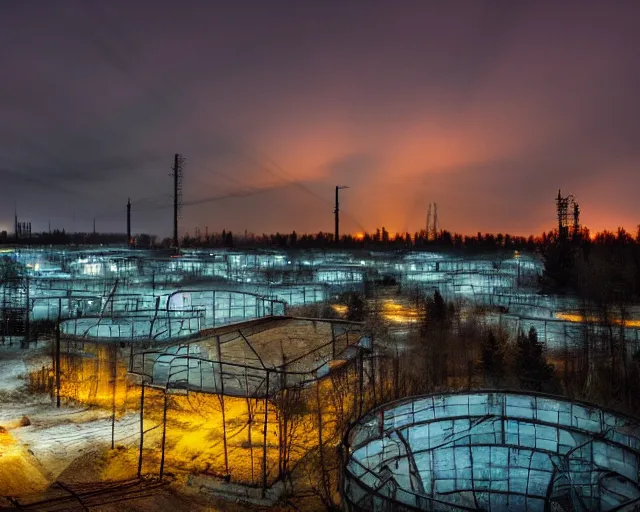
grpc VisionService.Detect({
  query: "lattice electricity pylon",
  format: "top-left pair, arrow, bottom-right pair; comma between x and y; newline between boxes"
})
556,190 -> 580,240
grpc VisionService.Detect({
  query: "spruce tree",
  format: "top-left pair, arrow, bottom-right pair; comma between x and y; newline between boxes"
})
482,330 -> 504,385
515,327 -> 554,391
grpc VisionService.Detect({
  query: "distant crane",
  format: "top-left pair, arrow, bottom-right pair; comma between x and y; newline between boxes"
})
334,185 -> 349,244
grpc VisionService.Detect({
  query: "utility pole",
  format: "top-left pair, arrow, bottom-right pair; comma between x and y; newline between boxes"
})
171,154 -> 184,250
126,198 -> 131,248
334,185 -> 349,244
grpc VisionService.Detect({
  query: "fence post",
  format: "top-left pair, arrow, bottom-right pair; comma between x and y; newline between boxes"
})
243,293 -> 247,321
137,381 -> 145,477
159,391 -> 169,479
332,324 -> 336,359
216,335 -> 229,476
358,350 -> 364,417
56,316 -> 61,408
111,344 -> 117,449
262,371 -> 270,492
186,344 -> 190,388
24,275 -> 30,347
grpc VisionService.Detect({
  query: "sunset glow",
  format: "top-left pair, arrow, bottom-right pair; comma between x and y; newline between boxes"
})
1,3 -> 640,510
1,3 -> 638,237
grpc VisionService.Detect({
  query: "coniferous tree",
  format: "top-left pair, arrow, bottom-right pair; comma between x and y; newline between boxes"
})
482,330 -> 504,385
340,292 -> 367,322
515,327 -> 554,391
429,290 -> 447,323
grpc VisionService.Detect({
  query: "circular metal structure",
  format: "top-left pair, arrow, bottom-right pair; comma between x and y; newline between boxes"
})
342,391 -> 640,511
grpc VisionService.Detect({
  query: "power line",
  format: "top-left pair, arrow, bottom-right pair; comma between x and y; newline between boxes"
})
74,6 -> 369,234
245,152 -> 367,232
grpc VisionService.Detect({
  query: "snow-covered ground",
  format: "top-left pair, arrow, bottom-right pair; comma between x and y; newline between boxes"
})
0,343 -> 140,496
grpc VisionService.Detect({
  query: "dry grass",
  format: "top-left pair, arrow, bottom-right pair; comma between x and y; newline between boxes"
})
0,319 -> 361,510
197,319 -> 350,373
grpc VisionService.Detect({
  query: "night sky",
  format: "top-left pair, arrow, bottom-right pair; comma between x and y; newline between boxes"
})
1,1 -> 639,238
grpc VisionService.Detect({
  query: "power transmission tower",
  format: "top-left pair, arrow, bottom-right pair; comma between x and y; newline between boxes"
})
334,185 -> 349,244
555,189 -> 580,241
556,189 -> 569,239
572,201 -> 580,240
426,203 -> 432,241
432,203 -> 439,241
171,154 -> 185,249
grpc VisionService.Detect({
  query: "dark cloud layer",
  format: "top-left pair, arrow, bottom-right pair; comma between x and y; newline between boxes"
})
0,1 -> 638,236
